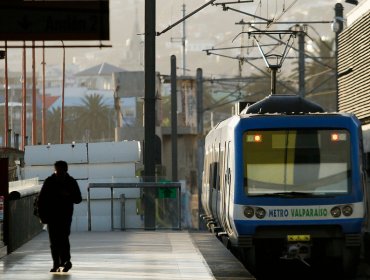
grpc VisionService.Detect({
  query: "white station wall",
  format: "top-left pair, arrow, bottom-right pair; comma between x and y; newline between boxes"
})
24,141 -> 142,231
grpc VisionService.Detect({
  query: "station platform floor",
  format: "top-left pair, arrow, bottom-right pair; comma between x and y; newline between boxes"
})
0,230 -> 255,280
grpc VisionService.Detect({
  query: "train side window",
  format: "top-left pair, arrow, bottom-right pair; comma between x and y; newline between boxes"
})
209,162 -> 219,189
204,154 -> 209,185
219,148 -> 225,189
366,152 -> 370,176
225,168 -> 231,185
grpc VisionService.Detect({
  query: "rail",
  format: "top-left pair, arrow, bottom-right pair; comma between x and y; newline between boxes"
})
87,182 -> 182,231
6,178 -> 43,253
9,178 -> 41,199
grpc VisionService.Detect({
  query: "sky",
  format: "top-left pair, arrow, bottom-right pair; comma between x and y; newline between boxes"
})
0,0 -> 359,79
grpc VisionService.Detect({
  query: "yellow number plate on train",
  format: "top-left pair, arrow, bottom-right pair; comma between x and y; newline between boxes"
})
287,235 -> 310,242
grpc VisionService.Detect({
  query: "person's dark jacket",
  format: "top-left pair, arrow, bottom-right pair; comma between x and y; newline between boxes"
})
38,172 -> 82,224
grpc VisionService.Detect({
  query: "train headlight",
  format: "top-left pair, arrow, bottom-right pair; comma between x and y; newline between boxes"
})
342,205 -> 353,217
244,206 -> 254,218
255,207 -> 266,219
330,206 -> 341,218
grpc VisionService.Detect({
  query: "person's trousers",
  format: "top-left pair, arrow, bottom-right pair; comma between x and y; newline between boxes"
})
47,219 -> 72,266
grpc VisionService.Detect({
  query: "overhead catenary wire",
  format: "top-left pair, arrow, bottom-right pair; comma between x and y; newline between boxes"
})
211,0 -> 334,82
249,25 -> 335,70
204,0 -> 337,97
266,0 -> 298,28
156,0 -> 217,36
205,50 -> 296,94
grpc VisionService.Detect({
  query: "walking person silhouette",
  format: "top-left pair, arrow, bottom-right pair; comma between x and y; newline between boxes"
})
37,160 -> 82,272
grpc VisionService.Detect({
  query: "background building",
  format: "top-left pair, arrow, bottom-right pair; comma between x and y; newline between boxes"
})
337,1 -> 370,156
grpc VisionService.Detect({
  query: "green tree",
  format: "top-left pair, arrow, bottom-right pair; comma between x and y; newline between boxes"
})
45,107 -> 78,144
76,93 -> 114,142
305,38 -> 336,110
289,37 -> 336,111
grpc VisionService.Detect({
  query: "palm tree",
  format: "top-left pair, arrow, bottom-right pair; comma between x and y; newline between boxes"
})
289,37 -> 336,111
306,39 -> 335,89
76,93 -> 114,142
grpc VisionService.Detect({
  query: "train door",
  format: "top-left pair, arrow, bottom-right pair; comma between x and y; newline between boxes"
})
210,152 -> 220,221
224,141 -> 233,234
201,151 -> 210,216
209,161 -> 216,216
217,142 -> 225,225
219,142 -> 228,231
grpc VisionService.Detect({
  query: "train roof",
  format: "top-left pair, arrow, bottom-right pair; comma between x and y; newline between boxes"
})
209,95 -> 358,133
241,94 -> 325,115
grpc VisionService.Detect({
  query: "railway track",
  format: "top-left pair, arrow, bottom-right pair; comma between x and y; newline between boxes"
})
240,255 -> 370,280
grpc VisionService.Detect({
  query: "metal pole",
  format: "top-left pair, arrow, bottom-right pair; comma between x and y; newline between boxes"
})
60,42 -> 65,144
87,187 -> 91,231
144,0 -> 156,180
111,187 -> 114,231
42,41 -> 46,144
182,4 -> 186,76
21,42 -> 27,151
298,27 -> 305,97
144,0 -> 156,230
32,41 -> 37,145
178,185 -> 181,230
271,67 -> 277,95
196,68 -> 203,136
4,42 -> 9,147
171,55 -> 178,182
334,3 -> 343,112
196,68 -> 204,229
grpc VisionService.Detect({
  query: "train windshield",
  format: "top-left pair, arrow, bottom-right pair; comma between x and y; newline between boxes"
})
243,129 -> 351,196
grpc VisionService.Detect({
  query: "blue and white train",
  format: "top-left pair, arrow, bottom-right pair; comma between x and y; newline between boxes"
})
201,94 -> 368,276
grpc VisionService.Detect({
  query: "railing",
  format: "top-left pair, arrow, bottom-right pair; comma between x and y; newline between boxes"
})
7,179 -> 43,253
87,182 -> 182,231
9,178 -> 40,199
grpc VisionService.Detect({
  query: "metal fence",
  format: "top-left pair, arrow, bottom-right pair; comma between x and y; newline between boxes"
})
87,182 -> 182,231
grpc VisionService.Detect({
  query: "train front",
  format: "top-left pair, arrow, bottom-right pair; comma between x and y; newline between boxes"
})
232,112 -> 366,274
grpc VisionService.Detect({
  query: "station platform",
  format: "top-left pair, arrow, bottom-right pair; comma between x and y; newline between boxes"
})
0,230 -> 255,280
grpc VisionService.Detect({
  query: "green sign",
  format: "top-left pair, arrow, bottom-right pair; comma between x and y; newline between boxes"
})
158,188 -> 177,199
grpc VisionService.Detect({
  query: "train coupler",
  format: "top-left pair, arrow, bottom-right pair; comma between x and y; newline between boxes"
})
280,242 -> 311,267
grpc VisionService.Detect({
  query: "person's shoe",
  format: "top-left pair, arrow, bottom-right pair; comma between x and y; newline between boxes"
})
62,261 -> 72,272
50,266 -> 60,272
